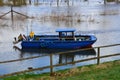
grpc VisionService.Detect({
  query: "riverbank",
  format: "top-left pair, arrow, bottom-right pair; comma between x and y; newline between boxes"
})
2,60 -> 120,80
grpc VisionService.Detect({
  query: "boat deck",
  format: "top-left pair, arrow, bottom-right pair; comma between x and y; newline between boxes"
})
32,35 -> 92,41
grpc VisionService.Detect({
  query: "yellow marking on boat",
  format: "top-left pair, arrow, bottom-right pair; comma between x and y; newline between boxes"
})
29,31 -> 34,38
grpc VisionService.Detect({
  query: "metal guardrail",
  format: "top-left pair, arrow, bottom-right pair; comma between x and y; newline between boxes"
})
0,44 -> 120,78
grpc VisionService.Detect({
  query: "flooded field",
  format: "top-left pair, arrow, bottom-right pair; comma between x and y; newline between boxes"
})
0,0 -> 120,75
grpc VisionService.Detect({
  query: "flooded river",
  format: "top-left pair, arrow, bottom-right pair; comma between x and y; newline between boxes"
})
0,0 -> 120,75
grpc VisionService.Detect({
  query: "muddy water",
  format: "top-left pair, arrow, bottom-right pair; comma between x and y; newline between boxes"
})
0,1 -> 120,75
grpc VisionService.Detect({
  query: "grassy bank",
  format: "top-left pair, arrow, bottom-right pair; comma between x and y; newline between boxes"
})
2,60 -> 120,80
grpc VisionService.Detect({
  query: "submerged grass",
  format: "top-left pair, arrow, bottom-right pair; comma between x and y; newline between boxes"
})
2,60 -> 120,80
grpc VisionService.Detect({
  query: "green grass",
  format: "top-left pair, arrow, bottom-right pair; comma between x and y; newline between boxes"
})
1,73 -> 49,80
64,63 -> 120,80
107,0 -> 115,2
2,60 -> 120,80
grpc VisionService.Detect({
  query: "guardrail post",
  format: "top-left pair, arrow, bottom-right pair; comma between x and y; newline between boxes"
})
50,53 -> 54,76
97,47 -> 100,65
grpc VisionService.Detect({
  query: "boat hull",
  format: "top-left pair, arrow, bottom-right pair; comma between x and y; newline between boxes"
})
21,39 -> 96,49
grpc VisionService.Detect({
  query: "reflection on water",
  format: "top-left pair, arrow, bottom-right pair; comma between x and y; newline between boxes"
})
58,48 -> 96,64
13,46 -> 96,58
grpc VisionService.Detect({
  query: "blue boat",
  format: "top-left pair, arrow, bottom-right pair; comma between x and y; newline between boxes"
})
14,29 -> 97,49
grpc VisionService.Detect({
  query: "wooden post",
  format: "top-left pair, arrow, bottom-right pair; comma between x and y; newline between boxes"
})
57,0 -> 59,6
116,0 -> 119,4
11,5 -> 14,24
67,0 -> 69,6
104,0 -> 106,4
97,47 -> 100,65
50,54 -> 54,76
59,54 -> 62,64
29,0 -> 31,4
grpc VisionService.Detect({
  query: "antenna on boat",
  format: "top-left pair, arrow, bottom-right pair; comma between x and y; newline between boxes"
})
26,19 -> 32,40
30,19 -> 33,32
27,25 -> 29,41
29,19 -> 35,38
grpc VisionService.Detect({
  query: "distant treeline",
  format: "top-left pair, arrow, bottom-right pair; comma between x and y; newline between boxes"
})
8,0 -> 26,6
107,0 -> 115,2
0,0 -> 119,6
0,0 -> 4,6
0,0 -> 26,6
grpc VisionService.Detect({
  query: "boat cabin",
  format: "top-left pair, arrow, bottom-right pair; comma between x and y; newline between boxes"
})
56,29 -> 75,40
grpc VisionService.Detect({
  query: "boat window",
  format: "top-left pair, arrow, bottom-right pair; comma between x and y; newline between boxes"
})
61,32 -> 73,37
67,32 -> 73,36
59,31 -> 75,40
61,32 -> 66,36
